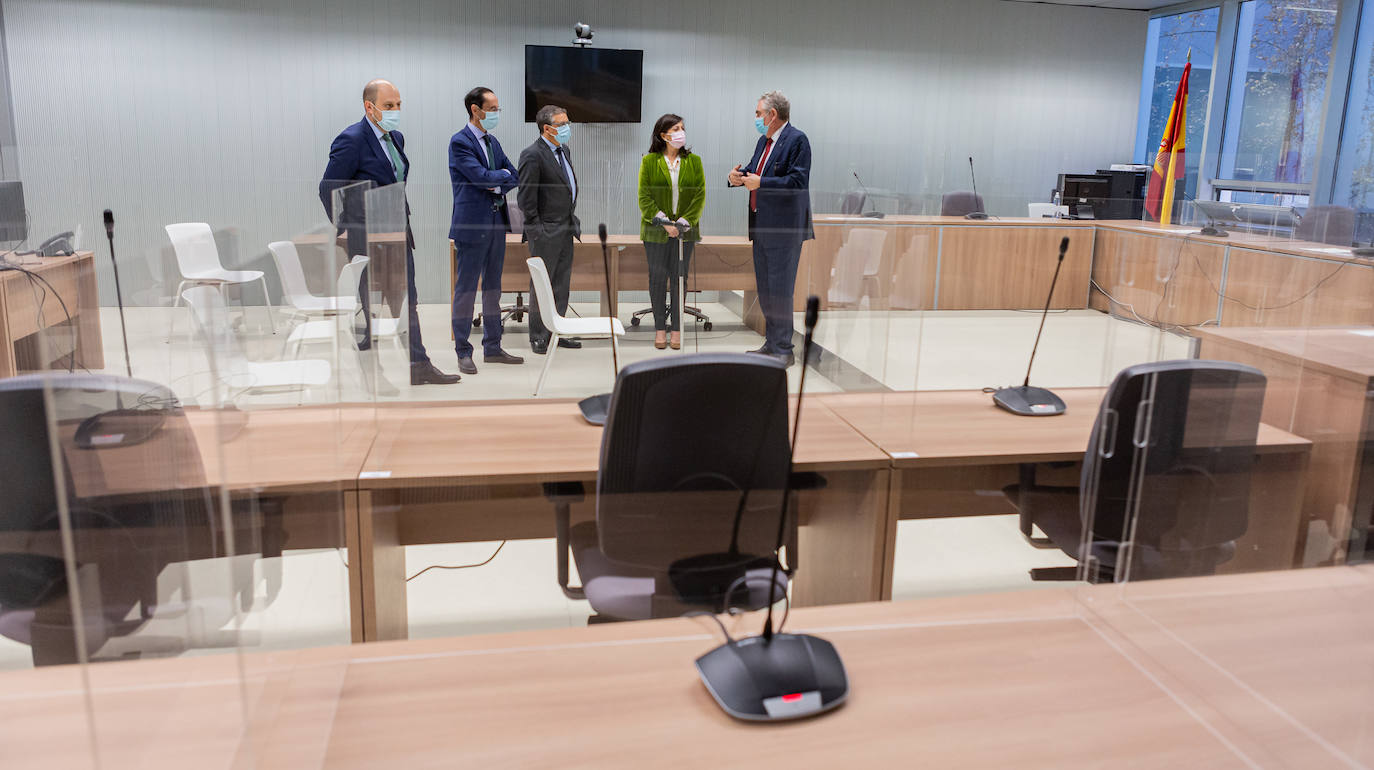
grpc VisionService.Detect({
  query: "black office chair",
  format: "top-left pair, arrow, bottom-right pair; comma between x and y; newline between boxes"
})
1295,204 -> 1357,246
0,373 -> 272,664
546,353 -> 818,622
940,191 -> 986,217
474,204 -> 535,329
1004,360 -> 1266,583
840,190 -> 867,215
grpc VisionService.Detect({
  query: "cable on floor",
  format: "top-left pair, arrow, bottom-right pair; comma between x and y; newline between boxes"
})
405,540 -> 507,582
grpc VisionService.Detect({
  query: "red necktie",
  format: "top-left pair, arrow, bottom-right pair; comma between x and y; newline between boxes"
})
750,138 -> 774,212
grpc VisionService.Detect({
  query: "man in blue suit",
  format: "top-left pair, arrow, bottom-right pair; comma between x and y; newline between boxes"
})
728,90 -> 813,367
318,78 -> 460,386
448,86 -> 523,375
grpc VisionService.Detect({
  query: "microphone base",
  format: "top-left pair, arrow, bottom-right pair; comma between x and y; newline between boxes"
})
1352,247 -> 1374,259
1197,226 -> 1229,238
963,212 -> 990,220
992,385 -> 1067,416
860,211 -> 885,219
695,632 -> 849,722
577,392 -> 612,425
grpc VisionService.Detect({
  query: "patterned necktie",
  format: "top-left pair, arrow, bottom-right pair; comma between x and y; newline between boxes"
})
382,133 -> 405,182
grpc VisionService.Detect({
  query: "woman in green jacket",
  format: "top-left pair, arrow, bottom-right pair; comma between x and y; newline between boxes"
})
638,113 -> 705,349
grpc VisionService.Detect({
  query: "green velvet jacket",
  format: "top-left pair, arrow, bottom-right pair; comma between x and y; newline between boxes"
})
637,151 -> 705,243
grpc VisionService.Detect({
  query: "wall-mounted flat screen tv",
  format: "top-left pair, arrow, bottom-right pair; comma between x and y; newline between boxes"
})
525,45 -> 643,123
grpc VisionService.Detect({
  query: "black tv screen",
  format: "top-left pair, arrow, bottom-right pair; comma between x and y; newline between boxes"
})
525,45 -> 643,124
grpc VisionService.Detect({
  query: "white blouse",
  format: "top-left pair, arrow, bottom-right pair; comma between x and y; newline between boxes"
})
666,153 -> 681,213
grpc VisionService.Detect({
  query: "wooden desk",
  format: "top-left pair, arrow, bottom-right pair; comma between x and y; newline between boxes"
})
1195,327 -> 1374,564
0,252 -> 104,377
3,567 -> 1367,768
351,398 -> 891,641
819,389 -> 1312,583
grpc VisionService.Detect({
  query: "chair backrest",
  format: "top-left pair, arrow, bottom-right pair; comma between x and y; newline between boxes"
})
890,235 -> 932,310
526,257 -> 566,334
851,227 -> 889,276
165,223 -> 224,277
0,373 -> 221,661
941,191 -> 985,217
595,353 -> 793,603
1080,360 -> 1266,581
840,190 -> 867,215
267,241 -> 313,306
1028,203 -> 1068,219
1295,205 -> 1356,246
828,228 -> 888,305
507,204 -> 525,234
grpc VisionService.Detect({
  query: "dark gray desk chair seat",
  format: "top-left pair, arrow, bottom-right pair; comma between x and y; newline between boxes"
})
840,190 -> 867,216
550,353 -> 807,623
941,191 -> 985,217
1005,360 -> 1266,582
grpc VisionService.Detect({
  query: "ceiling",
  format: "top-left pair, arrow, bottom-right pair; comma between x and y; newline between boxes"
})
1000,0 -> 1184,10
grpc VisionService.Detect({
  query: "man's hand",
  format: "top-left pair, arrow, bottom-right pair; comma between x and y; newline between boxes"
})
663,224 -> 680,238
742,173 -> 762,191
728,165 -> 745,186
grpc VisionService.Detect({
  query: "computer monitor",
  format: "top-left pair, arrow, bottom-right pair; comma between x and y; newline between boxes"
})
0,181 -> 26,244
1058,174 -> 1112,219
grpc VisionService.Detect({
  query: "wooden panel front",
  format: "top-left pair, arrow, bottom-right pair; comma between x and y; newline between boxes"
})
1219,248 -> 1374,328
1091,229 -> 1225,328
936,225 -> 1091,310
890,225 -> 939,310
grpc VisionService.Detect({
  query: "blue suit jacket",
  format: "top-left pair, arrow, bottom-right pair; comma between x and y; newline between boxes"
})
448,125 -> 518,244
735,123 -> 814,247
318,117 -> 414,249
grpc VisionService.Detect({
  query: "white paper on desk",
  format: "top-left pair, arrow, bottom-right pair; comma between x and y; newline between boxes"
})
1306,247 -> 1353,256
1159,227 -> 1195,234
358,470 -> 392,479
1349,330 -> 1374,337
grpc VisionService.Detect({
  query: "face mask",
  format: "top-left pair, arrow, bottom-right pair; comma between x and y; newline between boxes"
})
667,130 -> 686,148
377,109 -> 401,133
754,116 -> 768,135
555,124 -> 572,144
479,110 -> 500,131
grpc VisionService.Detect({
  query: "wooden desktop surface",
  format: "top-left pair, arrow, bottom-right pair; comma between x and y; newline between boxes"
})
2,566 -> 1367,768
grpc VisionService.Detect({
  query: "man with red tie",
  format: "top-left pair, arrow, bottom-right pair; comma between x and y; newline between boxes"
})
728,91 -> 813,367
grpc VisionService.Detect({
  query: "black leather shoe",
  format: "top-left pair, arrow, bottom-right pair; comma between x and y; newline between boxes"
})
530,338 -> 549,355
484,349 -> 525,365
746,346 -> 771,355
557,338 -> 582,350
457,356 -> 478,375
774,352 -> 797,367
410,362 -> 461,385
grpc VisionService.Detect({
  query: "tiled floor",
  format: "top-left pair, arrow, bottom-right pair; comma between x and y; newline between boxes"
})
0,298 -> 1183,669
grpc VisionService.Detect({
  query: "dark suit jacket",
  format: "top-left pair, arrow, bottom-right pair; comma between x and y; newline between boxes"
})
318,117 -> 415,249
517,138 -> 581,257
448,125 -> 518,245
732,123 -> 814,248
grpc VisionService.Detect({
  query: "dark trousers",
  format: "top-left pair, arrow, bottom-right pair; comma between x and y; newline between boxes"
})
345,223 -> 429,365
644,238 -> 695,332
751,239 -> 802,354
452,229 -> 506,357
528,235 -> 574,344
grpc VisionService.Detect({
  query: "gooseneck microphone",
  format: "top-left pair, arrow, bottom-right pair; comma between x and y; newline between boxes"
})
992,237 -> 1069,416
965,156 -> 990,220
576,224 -> 618,425
104,209 -> 132,378
850,171 -> 885,219
695,295 -> 850,722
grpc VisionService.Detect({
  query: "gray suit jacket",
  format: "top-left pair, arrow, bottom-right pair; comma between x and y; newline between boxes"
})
517,138 -> 581,256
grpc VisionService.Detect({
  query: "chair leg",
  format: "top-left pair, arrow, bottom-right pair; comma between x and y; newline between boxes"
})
170,280 -> 191,343
534,333 -> 559,396
258,276 -> 277,334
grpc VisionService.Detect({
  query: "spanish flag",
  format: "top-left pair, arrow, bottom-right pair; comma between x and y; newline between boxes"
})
1145,55 -> 1190,225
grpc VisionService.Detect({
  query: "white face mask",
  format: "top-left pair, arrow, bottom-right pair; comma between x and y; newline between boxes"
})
667,130 -> 686,148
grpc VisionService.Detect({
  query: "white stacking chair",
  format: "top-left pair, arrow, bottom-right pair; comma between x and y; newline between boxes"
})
1028,203 -> 1069,219
182,285 -> 330,404
167,223 -> 276,334
827,227 -> 888,307
527,257 -> 624,397
285,256 -> 404,357
268,240 -> 357,323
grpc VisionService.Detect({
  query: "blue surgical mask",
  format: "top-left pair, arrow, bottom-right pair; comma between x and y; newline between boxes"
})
555,124 -> 572,144
755,116 -> 767,135
479,111 -> 500,132
378,109 -> 401,133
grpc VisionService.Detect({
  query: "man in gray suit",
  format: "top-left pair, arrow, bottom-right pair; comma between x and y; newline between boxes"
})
517,104 -> 581,355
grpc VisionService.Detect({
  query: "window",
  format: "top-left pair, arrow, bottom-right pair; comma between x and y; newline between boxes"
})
1331,0 -> 1374,240
1135,7 -> 1222,203
1217,0 -> 1340,188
